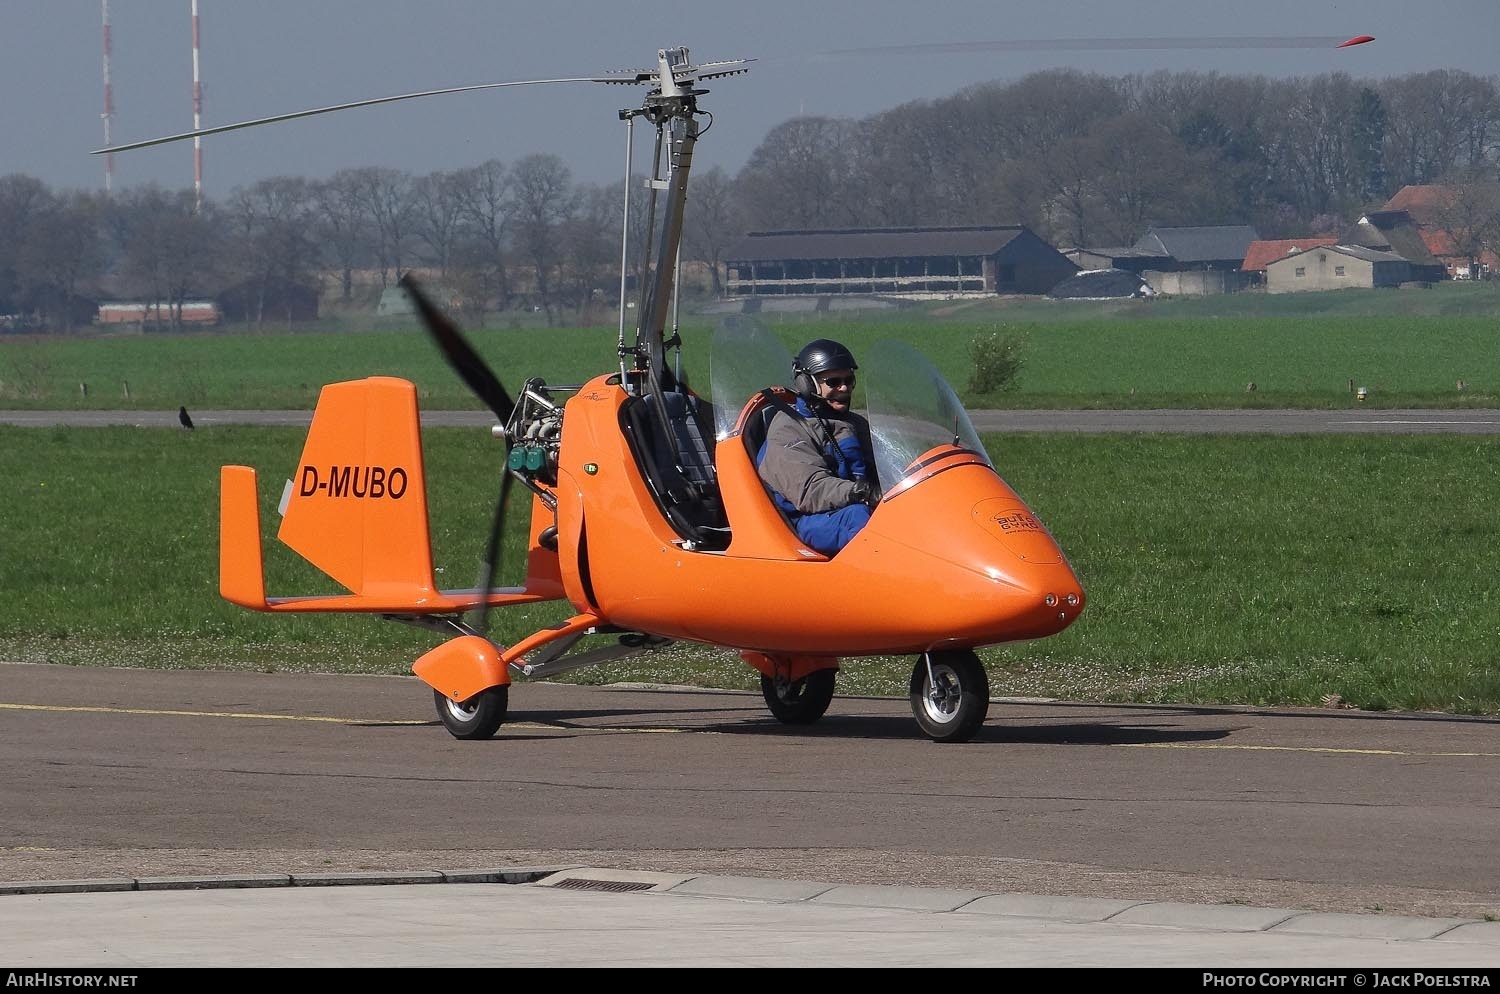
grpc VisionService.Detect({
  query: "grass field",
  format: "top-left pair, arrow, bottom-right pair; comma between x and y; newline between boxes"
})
3,426 -> 1497,714
5,287 -> 1497,716
4,283 -> 1500,412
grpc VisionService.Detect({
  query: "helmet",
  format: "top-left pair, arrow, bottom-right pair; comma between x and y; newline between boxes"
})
792,339 -> 858,397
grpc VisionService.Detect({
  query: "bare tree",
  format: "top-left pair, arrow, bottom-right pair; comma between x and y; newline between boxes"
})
734,117 -> 862,230
16,190 -> 106,331
682,165 -> 741,296
0,174 -> 55,321
510,153 -> 577,326
410,169 -> 468,276
451,159 -> 515,323
1381,71 -> 1499,187
348,167 -> 415,288
109,185 -> 224,332
311,170 -> 371,304
225,176 -> 319,328
559,183 -> 619,322
1090,113 -> 1198,244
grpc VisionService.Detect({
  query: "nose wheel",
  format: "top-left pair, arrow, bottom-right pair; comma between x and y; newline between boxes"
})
909,650 -> 989,743
434,686 -> 509,740
760,668 -> 837,725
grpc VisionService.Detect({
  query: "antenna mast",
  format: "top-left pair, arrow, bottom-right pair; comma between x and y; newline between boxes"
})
101,0 -> 114,193
191,0 -> 204,210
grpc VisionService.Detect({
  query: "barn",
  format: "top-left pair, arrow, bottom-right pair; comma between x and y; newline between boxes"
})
723,225 -> 1077,297
1264,244 -> 1410,293
1340,210 -> 1448,283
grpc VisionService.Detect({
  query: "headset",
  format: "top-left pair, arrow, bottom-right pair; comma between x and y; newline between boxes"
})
792,339 -> 858,399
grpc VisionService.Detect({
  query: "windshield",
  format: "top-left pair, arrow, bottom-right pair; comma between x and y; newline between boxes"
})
707,315 -> 794,440
707,324 -> 989,492
861,339 -> 992,491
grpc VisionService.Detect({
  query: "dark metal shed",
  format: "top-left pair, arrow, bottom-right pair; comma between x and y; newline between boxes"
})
724,225 -> 1077,296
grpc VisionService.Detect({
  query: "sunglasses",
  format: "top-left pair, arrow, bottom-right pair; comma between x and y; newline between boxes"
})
818,375 -> 855,389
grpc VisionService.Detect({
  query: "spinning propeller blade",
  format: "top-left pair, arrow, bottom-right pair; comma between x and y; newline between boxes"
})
467,468 -> 515,636
400,272 -> 519,633
399,273 -> 515,424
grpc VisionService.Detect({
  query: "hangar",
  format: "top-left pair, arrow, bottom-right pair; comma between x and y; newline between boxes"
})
723,225 -> 1077,297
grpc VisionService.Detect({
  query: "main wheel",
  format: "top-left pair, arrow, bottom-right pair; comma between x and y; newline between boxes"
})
434,686 -> 509,740
909,651 -> 989,743
760,668 -> 837,725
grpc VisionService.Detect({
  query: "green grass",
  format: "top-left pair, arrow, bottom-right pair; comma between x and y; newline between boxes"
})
6,292 -> 1499,411
4,426 -> 1497,714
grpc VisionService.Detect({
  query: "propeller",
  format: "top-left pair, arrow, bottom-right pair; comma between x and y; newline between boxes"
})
399,273 -> 515,636
400,272 -> 515,424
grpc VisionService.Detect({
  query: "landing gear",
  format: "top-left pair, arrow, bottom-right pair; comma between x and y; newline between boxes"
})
909,650 -> 989,743
761,668 -> 836,725
434,686 -> 509,740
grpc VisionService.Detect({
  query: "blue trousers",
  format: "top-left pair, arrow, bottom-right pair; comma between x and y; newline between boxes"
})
794,502 -> 872,555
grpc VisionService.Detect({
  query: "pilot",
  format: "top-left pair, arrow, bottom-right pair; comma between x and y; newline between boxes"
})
757,339 -> 880,555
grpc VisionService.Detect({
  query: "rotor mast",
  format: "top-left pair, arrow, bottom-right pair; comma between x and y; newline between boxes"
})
627,48 -> 704,387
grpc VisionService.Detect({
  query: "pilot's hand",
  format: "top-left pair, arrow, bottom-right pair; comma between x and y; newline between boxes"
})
850,480 -> 879,508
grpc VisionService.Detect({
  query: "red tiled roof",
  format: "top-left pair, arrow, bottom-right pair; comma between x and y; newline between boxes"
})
1241,237 -> 1339,273
1383,185 -> 1455,223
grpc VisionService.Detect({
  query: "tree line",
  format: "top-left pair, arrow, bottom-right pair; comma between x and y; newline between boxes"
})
2,67 -> 1497,333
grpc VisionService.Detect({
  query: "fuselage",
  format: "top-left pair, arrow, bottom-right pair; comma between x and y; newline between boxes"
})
545,376 -> 1084,656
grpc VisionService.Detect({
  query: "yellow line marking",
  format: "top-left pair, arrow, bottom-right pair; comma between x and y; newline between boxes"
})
0,702 -> 684,733
1125,742 -> 1500,758
0,702 -> 426,725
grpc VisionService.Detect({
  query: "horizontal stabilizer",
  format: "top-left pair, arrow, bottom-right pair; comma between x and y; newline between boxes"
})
218,377 -> 558,614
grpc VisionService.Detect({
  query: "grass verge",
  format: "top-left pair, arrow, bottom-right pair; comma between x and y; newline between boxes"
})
2,426 -> 1497,714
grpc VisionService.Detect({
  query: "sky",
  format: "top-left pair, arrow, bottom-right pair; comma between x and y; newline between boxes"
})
1,0 -> 1497,198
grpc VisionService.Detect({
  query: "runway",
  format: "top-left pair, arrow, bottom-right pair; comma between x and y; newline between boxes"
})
2,663 -> 1499,966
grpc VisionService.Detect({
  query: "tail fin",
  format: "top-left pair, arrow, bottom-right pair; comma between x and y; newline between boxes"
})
220,375 -> 565,614
277,376 -> 437,599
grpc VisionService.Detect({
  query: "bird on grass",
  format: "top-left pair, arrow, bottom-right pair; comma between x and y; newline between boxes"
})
178,406 -> 195,430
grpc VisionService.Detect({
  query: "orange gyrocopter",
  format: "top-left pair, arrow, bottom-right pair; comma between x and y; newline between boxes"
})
97,35 -> 1369,742
200,49 -> 1084,743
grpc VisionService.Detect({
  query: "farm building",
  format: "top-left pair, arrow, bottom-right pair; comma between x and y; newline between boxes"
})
1382,186 -> 1498,279
1240,237 -> 1339,286
1128,224 -> 1260,295
97,300 -> 220,326
723,225 -> 1077,297
1132,225 -> 1259,271
1340,210 -> 1448,283
1063,246 -> 1171,274
1264,244 -> 1410,293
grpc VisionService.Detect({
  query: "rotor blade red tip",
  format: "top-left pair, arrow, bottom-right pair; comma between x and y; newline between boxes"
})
1337,35 -> 1375,48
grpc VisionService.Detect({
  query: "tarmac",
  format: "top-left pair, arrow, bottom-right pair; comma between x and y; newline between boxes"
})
2,866 -> 1498,968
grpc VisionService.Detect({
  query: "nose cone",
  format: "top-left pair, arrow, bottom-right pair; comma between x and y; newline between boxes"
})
852,463 -> 1084,647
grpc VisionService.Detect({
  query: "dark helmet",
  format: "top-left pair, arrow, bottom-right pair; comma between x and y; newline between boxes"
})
792,339 -> 858,397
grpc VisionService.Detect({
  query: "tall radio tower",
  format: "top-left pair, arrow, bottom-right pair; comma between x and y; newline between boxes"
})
101,0 -> 114,193
192,0 -> 204,210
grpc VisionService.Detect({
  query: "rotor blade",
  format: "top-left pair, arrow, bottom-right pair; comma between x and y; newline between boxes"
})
816,35 -> 1372,58
400,273 -> 515,424
92,74 -> 610,154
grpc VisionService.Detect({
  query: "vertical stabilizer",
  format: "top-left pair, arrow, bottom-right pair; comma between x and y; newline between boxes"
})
277,377 -> 438,599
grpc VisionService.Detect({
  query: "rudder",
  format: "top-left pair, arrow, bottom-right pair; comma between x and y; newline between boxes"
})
277,376 -> 438,599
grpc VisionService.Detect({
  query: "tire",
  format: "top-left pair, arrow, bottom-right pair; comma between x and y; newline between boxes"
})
908,650 -> 989,743
433,686 -> 509,740
760,668 -> 837,725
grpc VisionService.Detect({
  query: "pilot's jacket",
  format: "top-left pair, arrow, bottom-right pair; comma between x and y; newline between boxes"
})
757,396 -> 878,553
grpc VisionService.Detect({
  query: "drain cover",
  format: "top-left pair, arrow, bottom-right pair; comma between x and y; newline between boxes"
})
551,878 -> 657,893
